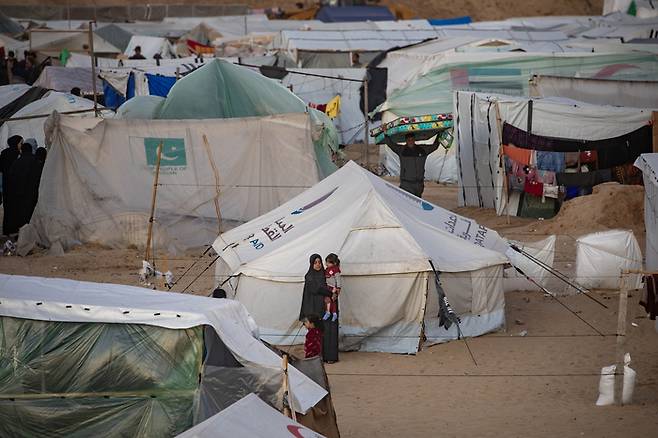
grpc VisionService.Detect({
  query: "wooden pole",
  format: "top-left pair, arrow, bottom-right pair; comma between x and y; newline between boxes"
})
145,142 -> 163,263
202,134 -> 222,234
651,111 -> 658,152
614,273 -> 629,405
87,21 -> 98,116
282,353 -> 297,421
494,101 -> 511,224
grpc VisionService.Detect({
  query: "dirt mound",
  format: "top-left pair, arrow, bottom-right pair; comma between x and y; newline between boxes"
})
512,182 -> 645,243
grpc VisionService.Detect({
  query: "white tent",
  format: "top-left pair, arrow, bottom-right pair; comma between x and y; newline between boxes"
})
575,230 -> 643,290
634,153 -> 658,270
529,75 -> 658,108
0,91 -> 109,149
34,66 -> 103,95
0,83 -> 29,107
176,393 -> 325,438
454,91 -> 654,213
124,35 -> 176,59
20,112 -> 324,253
213,161 -> 509,354
0,274 -> 326,413
282,68 -> 366,143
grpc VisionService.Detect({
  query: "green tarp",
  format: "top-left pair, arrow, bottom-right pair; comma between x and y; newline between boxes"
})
377,52 -> 658,117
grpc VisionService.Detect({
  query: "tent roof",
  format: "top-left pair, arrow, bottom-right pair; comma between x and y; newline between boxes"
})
34,66 -> 103,94
316,6 -> 395,23
124,35 -> 174,59
0,274 -> 326,413
95,23 -> 134,52
0,10 -> 23,36
175,393 -> 325,438
0,83 -> 29,107
156,59 -> 307,119
213,161 -> 508,280
31,31 -> 120,54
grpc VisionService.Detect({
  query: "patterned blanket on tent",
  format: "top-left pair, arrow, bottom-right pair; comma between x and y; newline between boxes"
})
370,113 -> 453,144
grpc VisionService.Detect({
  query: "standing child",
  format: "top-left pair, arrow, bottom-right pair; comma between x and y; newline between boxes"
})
323,253 -> 341,322
303,315 -> 323,359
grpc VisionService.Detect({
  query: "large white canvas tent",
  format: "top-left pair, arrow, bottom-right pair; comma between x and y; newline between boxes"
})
19,112 -> 325,253
529,75 -> 658,108
176,393 -> 325,438
635,153 -> 658,270
0,274 -> 327,436
213,161 -> 509,354
0,83 -> 29,107
454,91 -> 654,213
0,91 -> 109,149
34,66 -> 103,95
124,35 -> 176,59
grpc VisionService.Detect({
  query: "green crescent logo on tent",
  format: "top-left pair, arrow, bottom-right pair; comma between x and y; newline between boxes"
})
144,138 -> 187,167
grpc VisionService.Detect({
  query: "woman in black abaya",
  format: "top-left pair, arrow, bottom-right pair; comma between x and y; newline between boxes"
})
299,254 -> 339,363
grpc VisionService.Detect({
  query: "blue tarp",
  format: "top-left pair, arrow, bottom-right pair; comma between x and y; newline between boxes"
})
316,6 -> 394,22
428,16 -> 472,26
146,74 -> 176,97
103,73 -> 175,108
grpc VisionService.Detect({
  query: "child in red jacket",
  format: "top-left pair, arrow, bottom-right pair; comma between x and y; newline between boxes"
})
303,315 -> 323,359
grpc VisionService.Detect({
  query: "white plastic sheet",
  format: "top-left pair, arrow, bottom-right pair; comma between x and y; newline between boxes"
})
634,154 -> 658,270
24,112 -> 321,252
0,274 -> 327,414
176,393 -> 325,438
575,230 -> 643,290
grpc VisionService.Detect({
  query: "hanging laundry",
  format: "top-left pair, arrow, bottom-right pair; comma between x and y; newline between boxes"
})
535,150 -> 565,172
556,169 -> 612,186
640,274 -> 658,320
565,151 -> 580,167
536,170 -> 556,185
580,150 -> 597,164
524,179 -> 543,197
503,144 -> 532,166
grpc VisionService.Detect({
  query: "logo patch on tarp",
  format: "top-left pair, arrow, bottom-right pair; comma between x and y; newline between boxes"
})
291,187 -> 338,215
144,138 -> 187,167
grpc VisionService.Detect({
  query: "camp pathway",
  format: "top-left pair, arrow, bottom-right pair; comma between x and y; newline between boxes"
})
326,291 -> 658,438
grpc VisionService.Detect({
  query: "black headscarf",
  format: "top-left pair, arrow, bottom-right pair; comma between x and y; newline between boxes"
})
299,253 -> 331,321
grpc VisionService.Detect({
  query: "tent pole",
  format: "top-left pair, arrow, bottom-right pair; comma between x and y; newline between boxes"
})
282,353 -> 297,421
614,272 -> 629,405
202,133 -> 223,234
494,101 -> 510,224
87,21 -> 98,117
363,77 -> 370,169
145,142 -> 163,264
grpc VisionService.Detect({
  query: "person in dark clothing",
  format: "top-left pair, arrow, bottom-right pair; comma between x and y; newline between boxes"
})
30,147 -> 47,213
299,253 -> 340,363
129,46 -> 146,60
384,133 -> 439,198
211,287 -> 227,299
6,143 -> 37,234
0,135 -> 22,234
299,254 -> 333,321
70,87 -> 81,97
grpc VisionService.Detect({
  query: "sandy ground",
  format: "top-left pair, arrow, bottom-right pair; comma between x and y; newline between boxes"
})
1,154 -> 656,437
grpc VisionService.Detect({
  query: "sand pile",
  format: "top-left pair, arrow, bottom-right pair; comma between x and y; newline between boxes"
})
514,182 -> 645,242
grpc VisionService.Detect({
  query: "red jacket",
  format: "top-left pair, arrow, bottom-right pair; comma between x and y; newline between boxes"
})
304,327 -> 323,358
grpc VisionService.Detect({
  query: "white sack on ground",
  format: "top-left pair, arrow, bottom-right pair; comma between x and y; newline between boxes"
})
22,112 -> 322,253
575,230 -> 642,290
